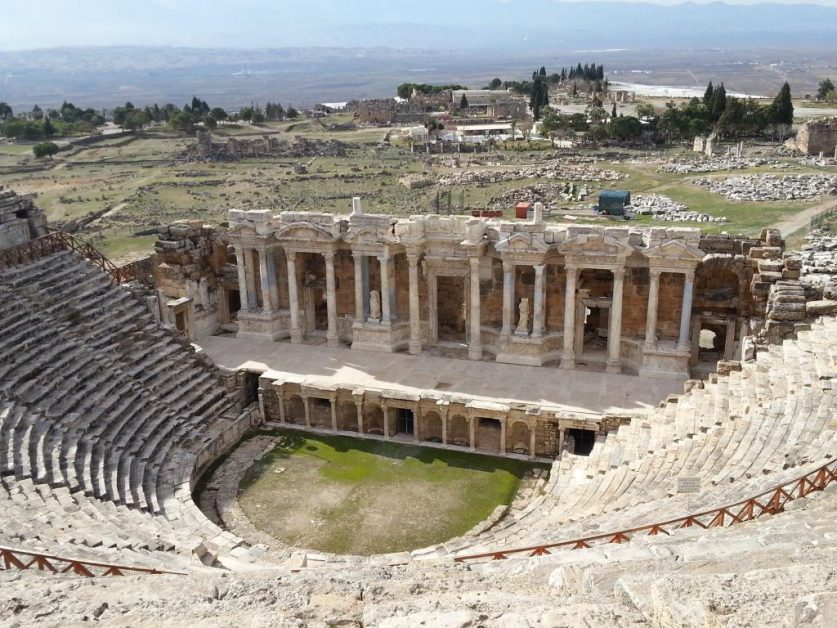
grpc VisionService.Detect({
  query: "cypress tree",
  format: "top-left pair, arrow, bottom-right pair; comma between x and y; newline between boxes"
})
612,102 -> 617,118
703,81 -> 714,108
771,82 -> 794,125
711,83 -> 727,119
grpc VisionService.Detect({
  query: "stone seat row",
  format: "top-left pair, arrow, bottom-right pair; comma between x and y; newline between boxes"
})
449,318 -> 837,556
0,252 -> 248,565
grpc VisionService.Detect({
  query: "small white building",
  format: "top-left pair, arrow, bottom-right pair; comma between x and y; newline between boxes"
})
452,123 -> 518,143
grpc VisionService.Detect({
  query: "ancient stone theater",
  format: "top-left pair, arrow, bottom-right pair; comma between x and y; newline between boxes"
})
0,187 -> 835,625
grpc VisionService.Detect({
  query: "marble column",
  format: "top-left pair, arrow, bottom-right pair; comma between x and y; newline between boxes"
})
382,404 -> 390,438
468,256 -> 482,360
266,249 -> 280,310
354,395 -> 364,433
353,253 -> 366,324
258,248 -> 273,313
724,320 -> 736,360
286,251 -> 302,343
407,254 -> 422,354
243,247 -> 258,310
529,425 -> 537,460
302,396 -> 311,428
379,255 -> 392,323
560,265 -> 579,369
330,395 -> 338,431
644,268 -> 661,350
606,267 -> 625,373
469,417 -> 476,451
413,404 -> 419,441
499,420 -> 506,455
278,395 -> 285,424
441,415 -> 448,445
324,252 -> 338,347
532,264 -> 545,338
234,245 -> 249,312
677,270 -> 695,351
501,260 -> 514,336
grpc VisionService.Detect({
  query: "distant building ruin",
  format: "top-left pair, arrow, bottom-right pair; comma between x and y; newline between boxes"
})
796,117 -> 837,157
187,131 -> 351,161
0,186 -> 47,250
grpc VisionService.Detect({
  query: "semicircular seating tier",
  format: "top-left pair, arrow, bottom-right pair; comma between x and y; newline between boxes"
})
0,251 -> 254,570
443,317 -> 836,558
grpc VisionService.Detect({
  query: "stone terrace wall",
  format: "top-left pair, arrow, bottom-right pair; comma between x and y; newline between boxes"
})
0,186 -> 47,250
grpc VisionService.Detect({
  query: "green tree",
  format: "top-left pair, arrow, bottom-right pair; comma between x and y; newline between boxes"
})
460,93 -> 469,109
167,111 -> 194,133
251,110 -> 265,124
238,106 -> 254,122
711,83 -> 727,120
286,106 -> 299,119
609,115 -> 643,141
703,81 -> 714,108
611,102 -> 617,118
210,107 -> 228,121
0,102 -> 12,120
770,82 -> 794,125
122,110 -> 150,131
204,115 -> 217,130
31,105 -> 43,120
817,78 -> 835,101
32,142 -> 59,159
635,102 -> 657,120
488,78 -> 502,90
42,116 -> 56,137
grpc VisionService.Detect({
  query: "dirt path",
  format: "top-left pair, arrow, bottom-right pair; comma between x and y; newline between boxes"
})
772,197 -> 837,238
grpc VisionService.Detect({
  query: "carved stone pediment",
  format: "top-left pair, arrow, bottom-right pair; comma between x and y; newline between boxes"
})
345,225 -> 399,246
645,239 -> 704,263
275,222 -> 339,244
559,233 -> 631,259
496,231 -> 548,255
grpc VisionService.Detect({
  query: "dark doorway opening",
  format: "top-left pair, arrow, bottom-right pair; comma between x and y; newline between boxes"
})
396,408 -> 415,436
568,428 -> 596,456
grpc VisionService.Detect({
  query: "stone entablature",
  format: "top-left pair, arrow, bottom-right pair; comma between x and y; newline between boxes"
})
227,202 -> 710,377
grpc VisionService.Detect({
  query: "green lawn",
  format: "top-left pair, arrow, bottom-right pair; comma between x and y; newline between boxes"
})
238,430 -> 535,555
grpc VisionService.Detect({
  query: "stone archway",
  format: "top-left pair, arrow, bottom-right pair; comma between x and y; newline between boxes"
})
421,411 -> 443,443
285,395 -> 305,425
337,400 -> 357,431
448,414 -> 470,447
508,421 -> 531,455
364,405 -> 384,435
475,418 -> 502,452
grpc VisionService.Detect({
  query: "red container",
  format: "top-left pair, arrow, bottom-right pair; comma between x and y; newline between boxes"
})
515,202 -> 532,219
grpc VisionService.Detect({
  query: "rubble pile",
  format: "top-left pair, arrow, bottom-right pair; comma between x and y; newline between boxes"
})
182,132 -> 353,162
399,174 -> 434,189
487,183 -> 587,209
438,161 -> 621,186
657,156 -> 775,174
692,174 -> 837,201
631,193 -> 728,224
797,229 -> 837,299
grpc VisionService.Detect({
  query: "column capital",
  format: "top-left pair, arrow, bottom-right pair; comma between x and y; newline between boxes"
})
502,259 -> 514,273
684,268 -> 696,283
649,267 -> 663,279
352,251 -> 365,261
407,254 -> 420,267
469,256 -> 480,270
378,254 -> 391,264
612,267 -> 626,281
564,262 -> 579,274
285,249 -> 297,262
323,250 -> 335,262
533,264 -> 545,274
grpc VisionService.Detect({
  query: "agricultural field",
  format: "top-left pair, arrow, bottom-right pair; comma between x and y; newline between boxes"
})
0,117 -> 834,263
238,430 -> 533,555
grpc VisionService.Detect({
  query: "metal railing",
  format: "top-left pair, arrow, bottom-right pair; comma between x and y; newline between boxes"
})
0,231 -> 144,284
0,546 -> 187,577
454,458 -> 836,563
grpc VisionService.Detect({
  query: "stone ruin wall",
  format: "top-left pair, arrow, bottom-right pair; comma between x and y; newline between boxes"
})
0,186 -> 47,250
796,118 -> 837,157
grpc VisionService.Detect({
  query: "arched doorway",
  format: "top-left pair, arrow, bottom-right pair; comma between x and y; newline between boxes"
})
448,414 -> 470,447
285,395 -> 305,425
363,405 -> 384,435
508,421 -> 531,455
421,411 -> 443,443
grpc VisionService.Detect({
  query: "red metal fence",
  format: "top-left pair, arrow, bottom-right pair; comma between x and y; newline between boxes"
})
0,230 -> 145,284
454,458 -> 837,563
0,546 -> 186,577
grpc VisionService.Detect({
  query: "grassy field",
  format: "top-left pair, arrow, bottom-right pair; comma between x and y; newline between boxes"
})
238,430 -> 534,555
1,124 -> 833,261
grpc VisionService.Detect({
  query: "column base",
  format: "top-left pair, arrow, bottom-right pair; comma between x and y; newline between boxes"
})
327,335 -> 339,348
605,359 -> 622,374
409,339 -> 423,355
236,309 -> 290,341
290,330 -> 303,344
560,352 -> 575,370
468,344 -> 483,361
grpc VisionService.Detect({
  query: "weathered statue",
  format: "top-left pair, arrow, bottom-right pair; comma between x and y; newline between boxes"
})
369,290 -> 382,321
515,297 -> 530,335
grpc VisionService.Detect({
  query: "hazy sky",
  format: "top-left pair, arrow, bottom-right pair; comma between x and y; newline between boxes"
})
1,0 -> 836,51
